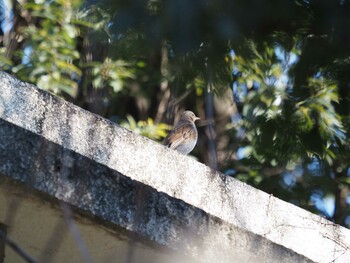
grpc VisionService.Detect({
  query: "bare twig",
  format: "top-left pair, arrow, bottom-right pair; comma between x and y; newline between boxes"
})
60,202 -> 94,263
155,40 -> 171,123
38,220 -> 68,263
0,227 -> 38,263
205,77 -> 218,170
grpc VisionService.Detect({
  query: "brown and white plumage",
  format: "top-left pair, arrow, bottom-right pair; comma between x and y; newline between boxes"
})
163,111 -> 200,155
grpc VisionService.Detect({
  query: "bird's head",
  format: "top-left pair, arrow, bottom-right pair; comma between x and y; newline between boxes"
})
181,111 -> 200,123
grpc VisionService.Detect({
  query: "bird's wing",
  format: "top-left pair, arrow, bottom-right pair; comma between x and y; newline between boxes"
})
164,123 -> 193,150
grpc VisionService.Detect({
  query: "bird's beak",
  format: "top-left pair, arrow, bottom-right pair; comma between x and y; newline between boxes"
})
195,117 -> 200,121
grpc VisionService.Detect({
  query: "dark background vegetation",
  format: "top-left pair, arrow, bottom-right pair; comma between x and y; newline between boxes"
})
1,0 -> 350,228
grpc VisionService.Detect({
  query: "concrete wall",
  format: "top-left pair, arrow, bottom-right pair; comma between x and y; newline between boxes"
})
0,176 -> 193,263
0,71 -> 350,262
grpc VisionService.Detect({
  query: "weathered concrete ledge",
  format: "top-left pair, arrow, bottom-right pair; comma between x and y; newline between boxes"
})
0,71 -> 349,262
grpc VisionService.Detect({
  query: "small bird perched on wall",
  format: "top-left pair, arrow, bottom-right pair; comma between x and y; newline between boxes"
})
163,110 -> 200,155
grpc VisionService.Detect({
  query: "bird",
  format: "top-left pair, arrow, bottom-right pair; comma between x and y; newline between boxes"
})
163,110 -> 200,155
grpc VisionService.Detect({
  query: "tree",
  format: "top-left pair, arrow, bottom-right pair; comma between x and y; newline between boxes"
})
1,0 -> 350,227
